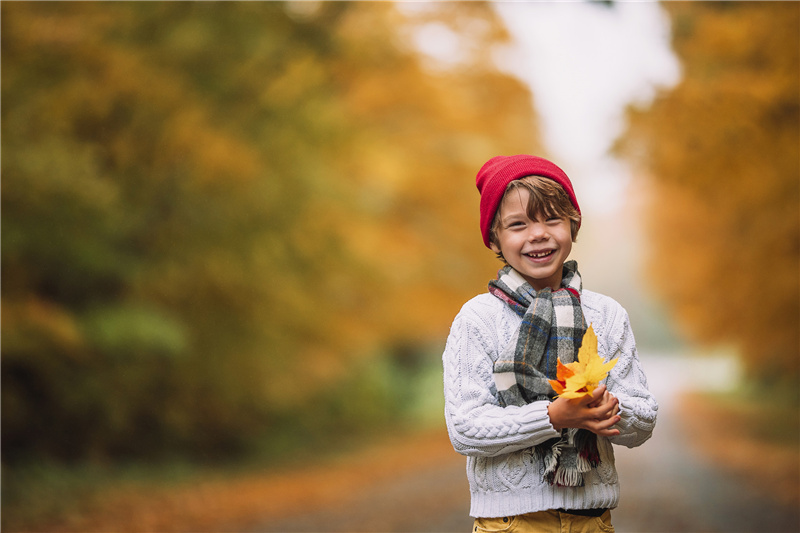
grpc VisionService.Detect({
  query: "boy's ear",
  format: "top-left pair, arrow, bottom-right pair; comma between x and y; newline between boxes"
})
489,242 -> 502,254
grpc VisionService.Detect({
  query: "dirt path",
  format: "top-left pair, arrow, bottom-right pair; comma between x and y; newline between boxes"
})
21,355 -> 797,533
611,355 -> 799,533
239,435 -> 472,533
242,354 -> 799,533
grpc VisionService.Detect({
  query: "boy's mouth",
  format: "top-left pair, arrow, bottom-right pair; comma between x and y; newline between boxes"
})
524,250 -> 555,259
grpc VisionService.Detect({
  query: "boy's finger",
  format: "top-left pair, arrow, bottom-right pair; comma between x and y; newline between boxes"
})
583,385 -> 607,406
595,427 -> 621,437
587,391 -> 610,409
589,397 -> 618,418
591,384 -> 607,399
590,415 -> 621,432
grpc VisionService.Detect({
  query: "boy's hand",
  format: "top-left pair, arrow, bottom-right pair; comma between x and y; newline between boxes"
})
547,384 -> 620,437
587,386 -> 621,417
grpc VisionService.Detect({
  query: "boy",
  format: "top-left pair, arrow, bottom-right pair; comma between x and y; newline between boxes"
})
442,155 -> 657,532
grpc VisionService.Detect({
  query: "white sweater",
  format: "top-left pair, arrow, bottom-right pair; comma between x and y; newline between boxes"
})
442,290 -> 657,518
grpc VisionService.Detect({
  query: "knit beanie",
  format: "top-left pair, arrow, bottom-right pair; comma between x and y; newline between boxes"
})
476,154 -> 581,249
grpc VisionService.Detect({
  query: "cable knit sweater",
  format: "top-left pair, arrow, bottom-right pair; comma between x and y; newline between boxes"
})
442,289 -> 657,518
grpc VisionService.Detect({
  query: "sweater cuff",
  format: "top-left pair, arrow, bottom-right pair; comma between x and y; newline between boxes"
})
610,397 -> 656,448
521,400 -> 561,443
616,397 -> 647,430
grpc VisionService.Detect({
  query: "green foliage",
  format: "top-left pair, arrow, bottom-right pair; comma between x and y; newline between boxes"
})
1,0 -> 541,471
81,305 -> 189,360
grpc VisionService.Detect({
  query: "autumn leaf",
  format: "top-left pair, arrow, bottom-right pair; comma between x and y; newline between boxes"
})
548,357 -> 575,396
548,324 -> 617,399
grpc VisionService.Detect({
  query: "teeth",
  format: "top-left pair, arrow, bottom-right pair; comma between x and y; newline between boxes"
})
527,251 -> 552,258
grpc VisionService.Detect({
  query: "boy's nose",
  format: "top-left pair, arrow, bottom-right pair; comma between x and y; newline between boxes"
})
528,223 -> 548,241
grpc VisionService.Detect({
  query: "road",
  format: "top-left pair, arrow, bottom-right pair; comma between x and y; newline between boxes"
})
242,354 -> 799,533
611,355 -> 798,533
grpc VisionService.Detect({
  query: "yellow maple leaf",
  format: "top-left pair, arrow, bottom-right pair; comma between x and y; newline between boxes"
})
548,324 -> 617,399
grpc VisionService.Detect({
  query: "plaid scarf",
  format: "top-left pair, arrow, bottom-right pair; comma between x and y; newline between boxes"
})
490,260 -> 601,487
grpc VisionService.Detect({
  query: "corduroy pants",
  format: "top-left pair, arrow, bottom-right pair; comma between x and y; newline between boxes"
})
473,509 -> 614,533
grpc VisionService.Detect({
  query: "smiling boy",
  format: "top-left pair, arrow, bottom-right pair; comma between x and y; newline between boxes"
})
488,176 -> 576,292
442,155 -> 657,533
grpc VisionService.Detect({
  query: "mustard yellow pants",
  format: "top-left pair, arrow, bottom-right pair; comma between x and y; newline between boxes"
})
473,509 -> 614,533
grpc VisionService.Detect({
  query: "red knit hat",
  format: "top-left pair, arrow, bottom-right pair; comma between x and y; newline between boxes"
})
476,154 -> 581,249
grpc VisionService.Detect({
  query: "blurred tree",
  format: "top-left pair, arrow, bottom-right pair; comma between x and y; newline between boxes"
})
2,2 -> 542,463
619,2 -> 799,385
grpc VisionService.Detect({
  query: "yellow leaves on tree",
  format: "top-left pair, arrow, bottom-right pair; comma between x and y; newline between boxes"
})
619,2 -> 799,384
1,1 -> 547,463
548,325 -> 617,399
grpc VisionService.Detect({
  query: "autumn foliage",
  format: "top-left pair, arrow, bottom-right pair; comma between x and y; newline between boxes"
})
619,2 -> 800,385
1,1 -> 543,466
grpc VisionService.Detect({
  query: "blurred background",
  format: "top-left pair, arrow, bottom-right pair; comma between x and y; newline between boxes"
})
2,2 -> 798,532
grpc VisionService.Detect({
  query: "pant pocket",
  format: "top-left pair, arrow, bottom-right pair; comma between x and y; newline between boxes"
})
593,510 -> 615,533
473,515 -> 518,533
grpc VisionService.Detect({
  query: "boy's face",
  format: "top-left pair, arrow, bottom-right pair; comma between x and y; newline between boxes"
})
489,187 -> 573,291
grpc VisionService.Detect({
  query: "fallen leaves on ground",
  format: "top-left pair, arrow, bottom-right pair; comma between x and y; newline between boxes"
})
17,429 -> 462,533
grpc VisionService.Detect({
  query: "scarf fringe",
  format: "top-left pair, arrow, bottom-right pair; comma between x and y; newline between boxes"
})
540,437 -> 563,480
575,427 -> 601,467
552,466 -> 584,487
536,428 -> 601,487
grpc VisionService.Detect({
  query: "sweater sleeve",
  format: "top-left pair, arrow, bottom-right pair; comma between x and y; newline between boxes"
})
600,306 -> 658,448
442,307 -> 561,458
